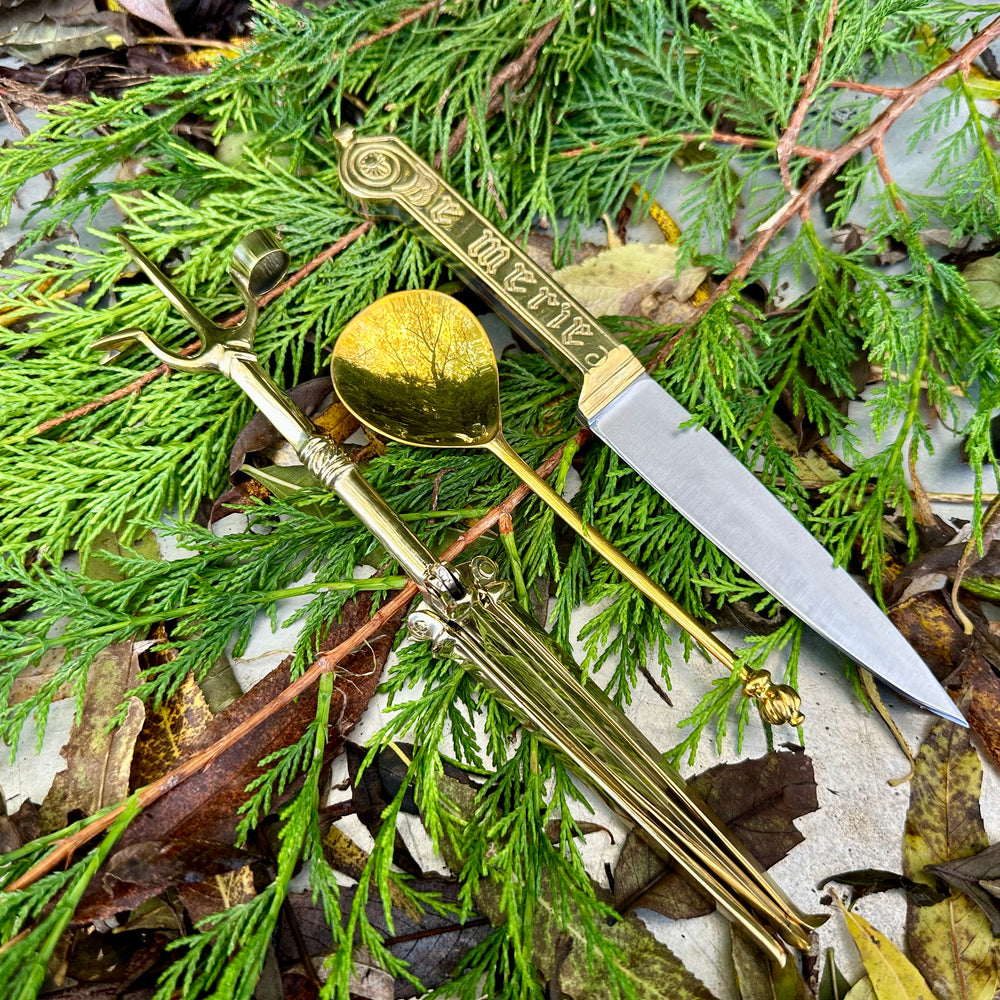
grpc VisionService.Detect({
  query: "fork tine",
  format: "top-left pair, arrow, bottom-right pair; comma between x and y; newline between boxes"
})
118,235 -> 221,340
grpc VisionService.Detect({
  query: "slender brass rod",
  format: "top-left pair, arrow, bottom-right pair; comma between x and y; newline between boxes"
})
453,612 -> 795,962
473,597 -> 818,951
485,435 -> 735,666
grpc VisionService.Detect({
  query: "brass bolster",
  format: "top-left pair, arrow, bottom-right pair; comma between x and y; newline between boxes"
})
577,345 -> 646,421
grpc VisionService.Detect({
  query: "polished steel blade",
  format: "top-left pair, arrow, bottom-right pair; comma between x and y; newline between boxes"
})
588,373 -> 965,726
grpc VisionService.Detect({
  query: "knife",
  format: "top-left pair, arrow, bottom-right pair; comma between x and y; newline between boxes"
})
332,126 -> 965,728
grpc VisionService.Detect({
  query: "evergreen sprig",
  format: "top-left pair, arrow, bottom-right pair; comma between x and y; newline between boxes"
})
3,0 -> 1000,994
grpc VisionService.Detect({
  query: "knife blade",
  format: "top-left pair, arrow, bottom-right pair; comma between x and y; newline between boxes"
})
332,126 -> 965,728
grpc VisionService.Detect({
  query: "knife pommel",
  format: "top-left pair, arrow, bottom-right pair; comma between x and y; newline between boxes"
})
334,126 -> 644,409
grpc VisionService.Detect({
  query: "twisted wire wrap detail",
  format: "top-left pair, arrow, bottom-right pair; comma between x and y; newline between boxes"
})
299,435 -> 354,490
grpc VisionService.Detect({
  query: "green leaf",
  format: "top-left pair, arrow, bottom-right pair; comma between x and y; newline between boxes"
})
844,980 -> 876,1000
818,949 -> 853,1000
83,527 -> 161,583
903,721 -> 998,1000
961,255 -> 1000,309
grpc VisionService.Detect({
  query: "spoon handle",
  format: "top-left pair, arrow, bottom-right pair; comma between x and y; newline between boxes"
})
486,435 -> 730,659
485,434 -> 804,726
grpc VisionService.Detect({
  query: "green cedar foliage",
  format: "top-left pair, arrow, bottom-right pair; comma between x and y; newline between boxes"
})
2,0 -> 1000,995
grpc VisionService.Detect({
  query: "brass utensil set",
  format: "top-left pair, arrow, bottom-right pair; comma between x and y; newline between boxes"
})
87,137 -> 959,959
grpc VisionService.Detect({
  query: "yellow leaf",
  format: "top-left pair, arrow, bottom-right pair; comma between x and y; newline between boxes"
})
834,897 -> 937,1000
171,38 -> 248,72
844,979 -> 877,1000
903,722 -> 998,1000
314,400 -> 361,444
553,243 -> 711,325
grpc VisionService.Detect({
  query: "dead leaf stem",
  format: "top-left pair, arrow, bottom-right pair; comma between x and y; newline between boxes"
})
135,36 -> 240,51
650,12 -> 1000,371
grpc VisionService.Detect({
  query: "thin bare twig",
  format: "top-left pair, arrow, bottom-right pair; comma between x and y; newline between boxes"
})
136,36 -> 241,52
677,131 -> 832,162
775,0 -> 839,194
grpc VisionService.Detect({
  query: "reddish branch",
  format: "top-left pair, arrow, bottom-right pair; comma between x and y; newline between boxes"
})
437,16 -> 561,165
345,0 -> 446,55
775,0 -> 838,193
678,130 -> 833,162
872,136 -> 906,213
650,12 -> 1000,370
5,427 -> 590,892
828,79 -> 905,99
28,221 -> 373,439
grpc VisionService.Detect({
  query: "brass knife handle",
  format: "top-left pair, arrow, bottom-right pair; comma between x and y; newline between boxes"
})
334,127 -> 645,420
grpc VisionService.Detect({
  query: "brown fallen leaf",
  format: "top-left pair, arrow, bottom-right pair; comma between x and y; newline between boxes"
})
63,922 -> 171,989
112,0 -> 183,37
613,749 -> 817,919
176,863 -> 256,924
75,592 -> 406,922
886,590 -> 972,680
520,233 -> 605,273
903,721 -> 998,1000
280,881 -> 492,999
38,641 -> 148,835
817,868 -> 947,908
228,376 -> 338,479
949,645 -> 1000,772
129,668 -> 214,790
887,585 -> 1000,770
8,647 -> 73,707
1,6 -> 134,65
74,838 -> 256,923
0,797 -> 41,855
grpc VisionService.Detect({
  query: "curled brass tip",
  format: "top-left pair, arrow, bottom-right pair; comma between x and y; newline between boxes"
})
230,230 -> 289,297
742,669 -> 805,727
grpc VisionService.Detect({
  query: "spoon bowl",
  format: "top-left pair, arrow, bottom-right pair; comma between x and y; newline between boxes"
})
332,289 -> 500,449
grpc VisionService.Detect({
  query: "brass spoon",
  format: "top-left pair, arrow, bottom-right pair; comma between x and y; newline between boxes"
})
331,289 -> 802,726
